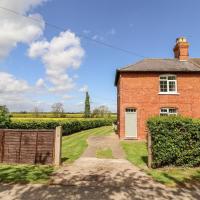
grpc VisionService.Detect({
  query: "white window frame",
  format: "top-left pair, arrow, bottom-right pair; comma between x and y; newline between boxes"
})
159,74 -> 178,94
125,108 -> 136,113
160,108 -> 177,116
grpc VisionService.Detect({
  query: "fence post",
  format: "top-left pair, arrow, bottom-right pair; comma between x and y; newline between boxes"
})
147,130 -> 152,168
54,126 -> 62,166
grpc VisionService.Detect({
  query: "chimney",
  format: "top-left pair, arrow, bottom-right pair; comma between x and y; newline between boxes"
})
173,37 -> 189,61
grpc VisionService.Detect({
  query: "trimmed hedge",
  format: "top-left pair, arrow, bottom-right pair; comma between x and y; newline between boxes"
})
7,118 -> 115,135
147,116 -> 200,168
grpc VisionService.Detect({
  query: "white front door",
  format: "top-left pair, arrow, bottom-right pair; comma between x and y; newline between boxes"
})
125,108 -> 137,138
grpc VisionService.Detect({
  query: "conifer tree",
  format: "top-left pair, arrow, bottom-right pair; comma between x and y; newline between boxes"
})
84,91 -> 91,118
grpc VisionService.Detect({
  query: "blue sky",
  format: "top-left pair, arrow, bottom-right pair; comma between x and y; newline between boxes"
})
0,0 -> 200,112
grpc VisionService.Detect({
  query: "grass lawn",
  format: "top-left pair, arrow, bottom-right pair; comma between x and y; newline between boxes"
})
121,141 -> 200,187
62,126 -> 113,163
0,164 -> 54,184
96,148 -> 114,159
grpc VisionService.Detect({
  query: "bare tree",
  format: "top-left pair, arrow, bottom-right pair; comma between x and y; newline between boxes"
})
92,105 -> 111,118
51,103 -> 64,117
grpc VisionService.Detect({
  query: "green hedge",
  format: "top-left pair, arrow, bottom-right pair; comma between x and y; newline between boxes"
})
147,116 -> 200,168
7,118 -> 115,135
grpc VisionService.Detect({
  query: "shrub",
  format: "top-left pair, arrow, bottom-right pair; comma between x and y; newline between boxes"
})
0,105 -> 11,128
147,116 -> 200,168
7,118 -> 115,135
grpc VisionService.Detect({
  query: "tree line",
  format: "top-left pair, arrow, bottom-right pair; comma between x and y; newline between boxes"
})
6,91 -> 113,118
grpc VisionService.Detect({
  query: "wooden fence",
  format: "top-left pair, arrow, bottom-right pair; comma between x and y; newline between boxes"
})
0,127 -> 62,165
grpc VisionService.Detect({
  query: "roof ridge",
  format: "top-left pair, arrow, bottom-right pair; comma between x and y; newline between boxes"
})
118,59 -> 145,70
143,58 -> 174,60
189,59 -> 200,69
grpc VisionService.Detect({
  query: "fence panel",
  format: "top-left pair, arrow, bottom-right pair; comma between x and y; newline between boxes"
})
3,131 -> 21,163
35,131 -> 55,164
0,129 -> 58,165
20,131 -> 37,164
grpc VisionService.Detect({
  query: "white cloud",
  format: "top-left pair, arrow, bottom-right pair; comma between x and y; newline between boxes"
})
28,40 -> 49,58
92,34 -> 104,41
0,1 -> 86,111
79,85 -> 88,93
36,78 -> 46,88
0,72 -> 35,111
0,0 -> 47,13
0,96 -> 50,112
83,30 -> 105,41
62,95 -> 73,100
83,30 -> 91,35
1,96 -> 30,111
0,0 -> 46,59
0,72 -> 54,111
0,72 -> 30,93
107,28 -> 116,35
77,101 -> 84,106
28,31 -> 85,93
0,1 -> 48,111
73,74 -> 79,79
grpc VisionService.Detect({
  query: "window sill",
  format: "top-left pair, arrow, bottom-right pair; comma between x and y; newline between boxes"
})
124,137 -> 138,140
158,92 -> 180,95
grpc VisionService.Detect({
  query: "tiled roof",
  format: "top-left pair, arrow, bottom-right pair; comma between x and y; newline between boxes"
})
115,58 -> 200,86
118,58 -> 200,72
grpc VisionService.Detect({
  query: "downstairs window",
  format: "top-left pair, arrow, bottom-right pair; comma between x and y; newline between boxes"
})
160,108 -> 177,116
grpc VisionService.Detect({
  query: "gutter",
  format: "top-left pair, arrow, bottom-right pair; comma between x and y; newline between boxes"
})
114,69 -> 120,87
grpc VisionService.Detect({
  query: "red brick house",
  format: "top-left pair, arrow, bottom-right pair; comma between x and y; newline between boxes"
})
115,37 -> 200,140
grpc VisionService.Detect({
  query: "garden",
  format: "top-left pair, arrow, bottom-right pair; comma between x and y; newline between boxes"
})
121,140 -> 200,187
0,106 -> 115,183
121,115 -> 200,187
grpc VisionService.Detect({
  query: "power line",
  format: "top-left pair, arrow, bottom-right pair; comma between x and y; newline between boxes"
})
0,6 -> 147,58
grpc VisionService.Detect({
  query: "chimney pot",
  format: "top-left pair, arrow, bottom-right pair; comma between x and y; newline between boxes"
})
173,37 -> 189,61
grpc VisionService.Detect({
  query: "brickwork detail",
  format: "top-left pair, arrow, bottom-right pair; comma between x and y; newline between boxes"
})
117,72 -> 200,140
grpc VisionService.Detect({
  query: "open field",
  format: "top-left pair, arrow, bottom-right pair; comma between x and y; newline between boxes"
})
10,115 -> 117,125
11,117 -> 110,122
11,113 -> 117,118
121,141 -> 200,186
11,113 -> 84,118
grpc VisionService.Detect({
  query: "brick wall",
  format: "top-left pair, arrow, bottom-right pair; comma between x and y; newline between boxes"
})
0,129 -> 55,164
117,72 -> 200,140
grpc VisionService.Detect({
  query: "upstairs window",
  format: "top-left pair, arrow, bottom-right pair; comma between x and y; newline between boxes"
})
160,108 -> 177,116
159,75 -> 177,93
